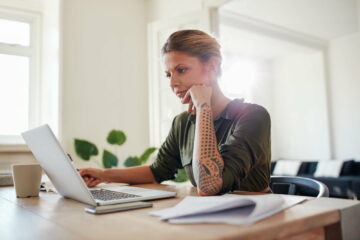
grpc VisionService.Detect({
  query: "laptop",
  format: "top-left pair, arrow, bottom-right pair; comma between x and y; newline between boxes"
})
22,124 -> 176,206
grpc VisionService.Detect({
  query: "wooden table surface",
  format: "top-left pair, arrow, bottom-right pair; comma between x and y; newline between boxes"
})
0,184 -> 359,240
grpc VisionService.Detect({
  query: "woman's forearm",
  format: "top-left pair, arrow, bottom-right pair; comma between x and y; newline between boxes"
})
103,165 -> 157,185
193,103 -> 224,195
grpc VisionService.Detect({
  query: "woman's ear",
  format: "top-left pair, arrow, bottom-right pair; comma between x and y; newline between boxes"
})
205,57 -> 220,78
207,57 -> 220,73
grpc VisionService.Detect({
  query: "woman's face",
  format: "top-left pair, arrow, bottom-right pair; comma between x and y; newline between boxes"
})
164,51 -> 212,100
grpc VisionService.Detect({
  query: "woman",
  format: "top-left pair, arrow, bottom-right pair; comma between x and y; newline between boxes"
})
80,30 -> 271,196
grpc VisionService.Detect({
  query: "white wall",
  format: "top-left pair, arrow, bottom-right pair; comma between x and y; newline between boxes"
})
147,0 -> 203,22
272,52 -> 331,160
221,0 -> 358,40
327,0 -> 360,159
329,32 -> 360,159
61,0 -> 149,168
250,62 -> 276,158
41,0 -> 60,135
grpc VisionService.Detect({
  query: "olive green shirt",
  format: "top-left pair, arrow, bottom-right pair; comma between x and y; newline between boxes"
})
150,98 -> 271,193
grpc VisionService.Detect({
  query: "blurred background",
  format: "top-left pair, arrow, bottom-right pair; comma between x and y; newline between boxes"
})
0,0 -> 359,172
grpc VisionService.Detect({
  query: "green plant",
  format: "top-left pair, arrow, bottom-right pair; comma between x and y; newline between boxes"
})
173,169 -> 188,182
124,147 -> 157,167
74,129 -> 155,169
74,129 -> 188,182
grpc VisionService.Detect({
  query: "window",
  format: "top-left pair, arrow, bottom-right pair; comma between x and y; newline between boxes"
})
0,9 -> 41,144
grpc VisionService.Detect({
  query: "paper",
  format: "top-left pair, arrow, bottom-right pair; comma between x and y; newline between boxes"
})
150,194 -> 306,225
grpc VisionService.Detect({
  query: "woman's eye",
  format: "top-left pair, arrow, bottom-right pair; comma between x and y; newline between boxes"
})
177,68 -> 186,74
165,72 -> 171,78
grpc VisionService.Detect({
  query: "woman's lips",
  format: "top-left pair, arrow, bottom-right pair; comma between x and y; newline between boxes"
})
176,90 -> 187,98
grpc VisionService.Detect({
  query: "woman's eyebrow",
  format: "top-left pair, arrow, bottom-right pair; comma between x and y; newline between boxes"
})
166,64 -> 182,72
174,64 -> 187,69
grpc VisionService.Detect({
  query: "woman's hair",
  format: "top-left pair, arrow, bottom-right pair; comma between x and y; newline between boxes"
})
162,30 -> 222,64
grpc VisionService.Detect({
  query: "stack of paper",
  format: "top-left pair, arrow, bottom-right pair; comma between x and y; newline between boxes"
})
150,194 -> 306,225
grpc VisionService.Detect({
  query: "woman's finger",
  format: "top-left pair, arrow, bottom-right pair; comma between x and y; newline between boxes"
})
80,168 -> 95,179
188,100 -> 193,113
88,178 -> 100,187
192,105 -> 196,115
92,180 -> 101,186
79,168 -> 87,177
181,90 -> 191,104
84,179 -> 91,186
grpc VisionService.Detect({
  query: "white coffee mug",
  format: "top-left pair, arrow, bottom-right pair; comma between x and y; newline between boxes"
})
11,164 -> 42,198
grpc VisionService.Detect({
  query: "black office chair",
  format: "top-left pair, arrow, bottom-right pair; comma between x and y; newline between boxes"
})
270,176 -> 329,198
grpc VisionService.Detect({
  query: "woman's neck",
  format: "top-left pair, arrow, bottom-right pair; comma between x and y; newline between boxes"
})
210,84 -> 231,118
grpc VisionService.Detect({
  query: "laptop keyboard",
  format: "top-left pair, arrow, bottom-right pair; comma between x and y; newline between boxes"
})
90,189 -> 140,201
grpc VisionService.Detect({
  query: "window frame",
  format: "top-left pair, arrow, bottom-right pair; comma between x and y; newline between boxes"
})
0,8 -> 41,145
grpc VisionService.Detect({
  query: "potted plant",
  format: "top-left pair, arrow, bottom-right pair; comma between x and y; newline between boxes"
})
74,129 -> 187,182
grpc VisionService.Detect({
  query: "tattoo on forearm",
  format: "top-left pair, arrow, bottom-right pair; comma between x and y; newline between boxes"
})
198,158 -> 223,194
195,103 -> 224,195
197,103 -> 210,108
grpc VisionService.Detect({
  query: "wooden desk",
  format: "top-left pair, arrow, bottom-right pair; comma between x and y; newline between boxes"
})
0,184 -> 359,240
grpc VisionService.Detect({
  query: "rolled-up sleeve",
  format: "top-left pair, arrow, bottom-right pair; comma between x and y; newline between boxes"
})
149,117 -> 182,183
218,106 -> 271,193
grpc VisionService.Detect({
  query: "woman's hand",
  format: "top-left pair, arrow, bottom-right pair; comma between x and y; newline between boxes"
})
79,168 -> 108,187
182,84 -> 212,113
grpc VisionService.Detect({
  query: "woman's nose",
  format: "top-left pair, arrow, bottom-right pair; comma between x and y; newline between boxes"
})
170,76 -> 179,89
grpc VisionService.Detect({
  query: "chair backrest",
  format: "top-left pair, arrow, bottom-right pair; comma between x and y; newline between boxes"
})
270,176 -> 329,198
